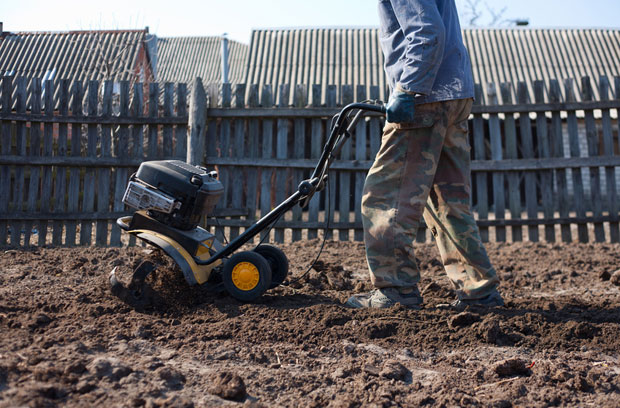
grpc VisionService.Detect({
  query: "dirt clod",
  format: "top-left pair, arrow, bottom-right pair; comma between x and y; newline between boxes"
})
611,269 -> 620,286
493,359 -> 531,377
448,311 -> 479,328
208,371 -> 246,401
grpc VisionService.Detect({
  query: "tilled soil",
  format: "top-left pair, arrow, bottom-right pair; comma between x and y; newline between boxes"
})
1,240 -> 620,407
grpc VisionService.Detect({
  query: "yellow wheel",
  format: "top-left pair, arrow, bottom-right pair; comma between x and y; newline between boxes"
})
222,251 -> 272,302
231,262 -> 260,291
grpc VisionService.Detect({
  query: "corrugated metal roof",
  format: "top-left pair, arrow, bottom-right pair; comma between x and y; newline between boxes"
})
245,28 -> 620,105
157,36 -> 248,85
0,29 -> 151,108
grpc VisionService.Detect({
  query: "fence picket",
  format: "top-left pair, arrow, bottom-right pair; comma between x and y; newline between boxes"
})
599,76 -> 619,242
275,84 -> 290,243
517,82 -> 539,242
500,83 -> 522,242
175,83 -> 187,159
39,80 -> 55,246
65,81 -> 83,246
110,81 -> 130,247
307,84 -> 322,240
259,85 -> 274,242
0,78 -> 11,245
229,84 -> 246,240
487,83 -> 506,242
292,84 -> 307,241
565,79 -> 589,242
549,80 -> 571,242
245,85 -> 260,231
216,84 -> 232,242
582,77 -> 605,242
24,79 -> 42,246
147,83 -> 159,158
12,77 -> 27,246
80,80 -> 99,245
338,85 -> 353,241
472,84 -> 488,242
163,83 -> 174,157
325,85 -> 337,240
354,85 -> 367,242
52,80 -> 69,245
96,80 -> 113,246
534,81 -> 555,242
128,82 -> 143,247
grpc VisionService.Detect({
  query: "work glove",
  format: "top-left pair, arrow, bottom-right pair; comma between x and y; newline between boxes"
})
386,85 -> 416,123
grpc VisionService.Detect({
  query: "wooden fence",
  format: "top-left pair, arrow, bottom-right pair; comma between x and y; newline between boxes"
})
0,75 -> 619,247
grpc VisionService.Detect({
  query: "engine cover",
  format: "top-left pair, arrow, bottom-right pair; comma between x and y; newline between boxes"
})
124,160 -> 223,230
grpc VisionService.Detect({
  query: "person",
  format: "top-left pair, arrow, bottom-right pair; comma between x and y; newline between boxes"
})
346,0 -> 503,309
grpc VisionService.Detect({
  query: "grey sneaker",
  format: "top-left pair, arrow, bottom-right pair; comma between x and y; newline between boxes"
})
345,287 -> 422,309
449,290 -> 504,310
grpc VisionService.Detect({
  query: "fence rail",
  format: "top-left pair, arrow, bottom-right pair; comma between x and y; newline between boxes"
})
0,75 -> 619,247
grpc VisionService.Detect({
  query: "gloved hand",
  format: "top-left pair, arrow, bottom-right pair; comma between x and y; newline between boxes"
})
386,85 -> 416,123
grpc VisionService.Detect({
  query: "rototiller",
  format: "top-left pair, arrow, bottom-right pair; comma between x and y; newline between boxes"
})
110,102 -> 385,305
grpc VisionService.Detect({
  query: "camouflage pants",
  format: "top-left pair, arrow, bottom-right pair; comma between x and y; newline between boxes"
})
361,98 -> 499,300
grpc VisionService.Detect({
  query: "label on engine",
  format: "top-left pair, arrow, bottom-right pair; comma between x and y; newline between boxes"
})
123,181 -> 179,213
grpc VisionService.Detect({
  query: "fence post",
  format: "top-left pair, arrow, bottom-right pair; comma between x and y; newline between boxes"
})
187,77 -> 207,166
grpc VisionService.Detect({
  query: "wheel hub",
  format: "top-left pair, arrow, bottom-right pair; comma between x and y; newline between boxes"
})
231,262 -> 260,291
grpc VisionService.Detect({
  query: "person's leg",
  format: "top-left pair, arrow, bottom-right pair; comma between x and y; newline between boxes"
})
422,98 -> 500,301
361,104 -> 445,291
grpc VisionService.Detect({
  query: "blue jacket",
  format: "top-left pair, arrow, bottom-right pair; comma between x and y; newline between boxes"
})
378,0 -> 474,104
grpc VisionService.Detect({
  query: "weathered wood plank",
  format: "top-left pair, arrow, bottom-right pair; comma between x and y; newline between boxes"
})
11,77 -> 27,246
0,113 -> 187,125
131,83 -> 144,160
187,78 -> 207,165
229,84 -> 246,240
549,80 -> 571,242
245,85 -> 260,230
599,76 -> 619,242
3,153 -> 619,172
534,80 -> 555,242
487,83 -> 506,242
200,214 -> 620,230
198,99 -> 620,118
500,83 -> 522,242
259,85 -> 274,242
175,83 -> 188,159
338,85 -> 353,241
162,83 -> 174,157
24,78 -> 42,246
472,84 -> 488,241
80,80 -> 99,245
110,81 -> 130,247
128,83 -> 144,247
275,84 -> 290,243
307,84 -> 322,240
565,79 -> 588,242
0,77 -> 12,245
517,82 -> 539,242
52,80 -> 69,245
65,81 -> 83,246
292,84 -> 306,242
581,77 -> 605,242
39,79 -> 55,246
215,84 -> 232,242
147,83 -> 159,158
354,85 -> 367,242
325,85 -> 337,240
95,80 -> 113,246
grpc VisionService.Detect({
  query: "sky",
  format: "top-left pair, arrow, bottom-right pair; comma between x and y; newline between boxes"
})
3,0 -> 620,44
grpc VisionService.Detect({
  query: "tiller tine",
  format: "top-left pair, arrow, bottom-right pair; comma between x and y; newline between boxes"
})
109,261 -> 158,308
